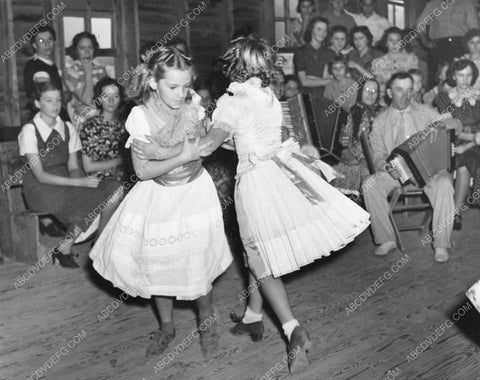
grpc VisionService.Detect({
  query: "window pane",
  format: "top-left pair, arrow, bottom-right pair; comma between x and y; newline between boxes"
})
92,17 -> 112,49
275,21 -> 286,42
395,5 -> 405,29
275,0 -> 285,17
388,4 -> 394,25
63,16 -> 85,47
289,0 -> 297,18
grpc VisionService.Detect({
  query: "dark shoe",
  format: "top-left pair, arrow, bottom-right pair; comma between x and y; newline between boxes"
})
51,248 -> 79,268
145,328 -> 175,358
287,326 -> 312,374
230,312 -> 264,342
454,214 -> 462,231
39,222 -> 65,237
199,317 -> 220,357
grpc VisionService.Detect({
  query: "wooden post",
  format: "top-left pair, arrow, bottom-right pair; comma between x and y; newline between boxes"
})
0,0 -> 21,126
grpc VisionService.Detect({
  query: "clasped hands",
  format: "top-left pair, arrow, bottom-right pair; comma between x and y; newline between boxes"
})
131,135 -> 214,161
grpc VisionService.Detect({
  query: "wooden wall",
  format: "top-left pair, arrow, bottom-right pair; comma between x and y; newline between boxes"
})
0,0 -> 421,127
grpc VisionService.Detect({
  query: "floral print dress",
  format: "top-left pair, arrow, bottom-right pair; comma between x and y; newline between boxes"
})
80,115 -> 127,181
333,104 -> 383,191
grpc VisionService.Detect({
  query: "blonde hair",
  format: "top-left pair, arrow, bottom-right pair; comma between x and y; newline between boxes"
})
222,37 -> 276,87
127,46 -> 195,104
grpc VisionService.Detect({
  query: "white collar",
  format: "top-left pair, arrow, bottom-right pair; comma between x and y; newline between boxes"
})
33,54 -> 54,66
32,112 -> 66,141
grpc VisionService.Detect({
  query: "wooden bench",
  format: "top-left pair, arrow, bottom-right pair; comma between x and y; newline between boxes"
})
0,127 -> 48,264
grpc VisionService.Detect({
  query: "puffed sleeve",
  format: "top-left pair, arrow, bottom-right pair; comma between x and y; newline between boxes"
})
125,106 -> 151,147
18,123 -> 38,155
212,94 -> 237,138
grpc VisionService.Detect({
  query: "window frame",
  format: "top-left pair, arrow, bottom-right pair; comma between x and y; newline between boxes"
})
62,9 -> 116,57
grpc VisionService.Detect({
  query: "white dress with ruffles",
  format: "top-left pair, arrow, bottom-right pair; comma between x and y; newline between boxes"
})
90,95 -> 232,300
213,78 -> 370,279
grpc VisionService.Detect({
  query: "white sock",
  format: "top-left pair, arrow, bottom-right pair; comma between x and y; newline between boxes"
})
282,319 -> 300,341
242,307 -> 263,324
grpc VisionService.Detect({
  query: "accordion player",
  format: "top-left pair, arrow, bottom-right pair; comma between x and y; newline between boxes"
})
386,123 -> 455,188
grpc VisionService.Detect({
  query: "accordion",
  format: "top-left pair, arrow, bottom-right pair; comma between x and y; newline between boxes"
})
280,94 -> 345,163
386,124 -> 455,187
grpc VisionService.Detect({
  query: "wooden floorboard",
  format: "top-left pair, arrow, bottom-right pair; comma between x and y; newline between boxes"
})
1,210 -> 480,380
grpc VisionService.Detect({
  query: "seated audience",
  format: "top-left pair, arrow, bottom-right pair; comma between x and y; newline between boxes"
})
80,77 -> 127,182
290,0 -> 317,47
371,27 -> 419,103
334,79 -> 383,192
329,25 -> 352,57
434,59 -> 480,230
18,82 -> 122,268
294,17 -> 334,99
423,61 -> 450,106
321,0 -> 355,32
408,68 -> 425,104
459,29 -> 480,90
347,25 -> 382,81
363,72 -> 461,263
284,75 -> 301,99
416,0 -> 479,86
324,55 -> 357,111
346,0 -> 392,46
64,31 -> 108,128
24,25 -> 70,237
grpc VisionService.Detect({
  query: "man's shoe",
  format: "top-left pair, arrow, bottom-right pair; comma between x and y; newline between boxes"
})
374,241 -> 397,256
434,248 -> 450,263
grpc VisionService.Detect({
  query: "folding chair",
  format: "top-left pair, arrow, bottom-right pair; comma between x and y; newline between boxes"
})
360,132 -> 432,252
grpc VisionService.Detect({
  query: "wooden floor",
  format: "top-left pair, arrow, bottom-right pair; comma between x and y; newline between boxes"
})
2,210 -> 480,380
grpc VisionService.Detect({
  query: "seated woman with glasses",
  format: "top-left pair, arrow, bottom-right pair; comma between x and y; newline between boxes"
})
333,79 -> 384,193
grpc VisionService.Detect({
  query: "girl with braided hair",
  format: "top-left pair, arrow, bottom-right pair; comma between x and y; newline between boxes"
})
89,46 -> 232,358
133,38 -> 370,373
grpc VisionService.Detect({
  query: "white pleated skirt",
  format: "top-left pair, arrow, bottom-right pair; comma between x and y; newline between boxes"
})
235,148 -> 370,279
90,170 -> 232,300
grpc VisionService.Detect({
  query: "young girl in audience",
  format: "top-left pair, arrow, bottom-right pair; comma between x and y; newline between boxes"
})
18,82 -> 122,268
329,25 -> 352,57
408,68 -> 425,104
89,47 -> 232,358
80,77 -> 127,181
324,55 -> 358,111
132,38 -> 370,374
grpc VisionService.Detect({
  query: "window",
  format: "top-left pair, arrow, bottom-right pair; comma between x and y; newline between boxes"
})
274,0 -> 300,47
62,0 -> 116,76
388,0 -> 405,29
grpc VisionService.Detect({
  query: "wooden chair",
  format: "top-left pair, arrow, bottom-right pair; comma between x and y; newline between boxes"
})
360,132 -> 432,252
0,127 -> 48,264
